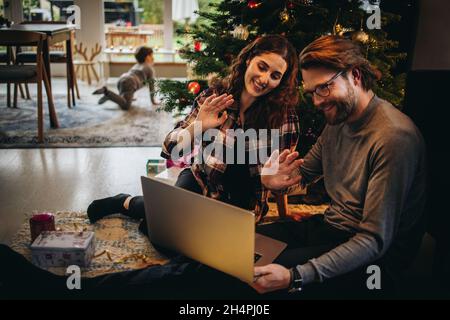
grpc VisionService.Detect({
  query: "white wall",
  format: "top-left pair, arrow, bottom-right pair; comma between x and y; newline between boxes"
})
72,0 -> 107,77
164,0 -> 173,50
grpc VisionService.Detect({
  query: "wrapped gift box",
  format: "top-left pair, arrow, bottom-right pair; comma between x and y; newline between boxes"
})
30,231 -> 95,268
146,158 -> 166,175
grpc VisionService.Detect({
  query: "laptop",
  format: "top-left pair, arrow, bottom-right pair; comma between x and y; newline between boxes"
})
141,175 -> 287,283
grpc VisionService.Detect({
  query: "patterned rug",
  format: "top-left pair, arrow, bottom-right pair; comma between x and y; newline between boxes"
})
0,89 -> 175,148
10,203 -> 327,277
10,212 -> 169,277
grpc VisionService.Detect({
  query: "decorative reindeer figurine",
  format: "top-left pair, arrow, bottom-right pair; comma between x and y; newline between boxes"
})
74,42 -> 102,85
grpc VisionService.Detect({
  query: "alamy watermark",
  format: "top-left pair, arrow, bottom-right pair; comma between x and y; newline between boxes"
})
57,2 -> 380,32
361,0 -> 381,30
65,263 -> 383,291
366,264 -> 381,290
66,265 -> 81,290
169,121 -> 282,175
64,5 -> 81,30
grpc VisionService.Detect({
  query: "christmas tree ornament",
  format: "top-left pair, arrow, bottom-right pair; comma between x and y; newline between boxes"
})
247,0 -> 261,9
232,24 -> 250,40
188,82 -> 201,95
188,81 -> 201,95
194,41 -> 202,52
287,1 -> 295,9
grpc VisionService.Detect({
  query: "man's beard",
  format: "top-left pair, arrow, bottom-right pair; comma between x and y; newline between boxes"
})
320,88 -> 356,125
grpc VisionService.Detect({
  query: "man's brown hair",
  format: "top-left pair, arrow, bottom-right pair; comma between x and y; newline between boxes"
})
299,35 -> 381,90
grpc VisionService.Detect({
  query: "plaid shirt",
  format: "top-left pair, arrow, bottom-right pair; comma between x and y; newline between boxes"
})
161,89 -> 300,222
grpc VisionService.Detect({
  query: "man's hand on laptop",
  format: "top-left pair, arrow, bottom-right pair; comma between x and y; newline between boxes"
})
261,150 -> 303,191
251,264 -> 291,294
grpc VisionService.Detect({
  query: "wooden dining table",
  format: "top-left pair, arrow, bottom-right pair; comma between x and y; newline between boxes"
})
2,24 -> 76,128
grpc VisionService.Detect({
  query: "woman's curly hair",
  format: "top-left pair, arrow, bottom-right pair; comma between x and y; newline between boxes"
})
210,34 -> 299,129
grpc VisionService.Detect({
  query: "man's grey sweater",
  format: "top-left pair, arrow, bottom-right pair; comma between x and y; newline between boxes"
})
297,95 -> 427,285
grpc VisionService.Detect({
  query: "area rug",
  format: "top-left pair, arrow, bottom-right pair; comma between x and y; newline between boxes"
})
10,211 -> 169,277
10,203 -> 327,277
0,90 -> 175,148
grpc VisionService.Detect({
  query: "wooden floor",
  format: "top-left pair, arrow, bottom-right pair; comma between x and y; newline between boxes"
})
0,147 -> 162,244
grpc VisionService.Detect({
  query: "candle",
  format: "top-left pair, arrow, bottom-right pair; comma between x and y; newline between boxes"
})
30,213 -> 56,243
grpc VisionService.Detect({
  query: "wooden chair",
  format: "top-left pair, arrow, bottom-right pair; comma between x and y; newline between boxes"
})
1,46 -> 33,105
73,42 -> 102,86
0,47 -> 13,108
275,194 -> 289,218
16,21 -> 80,108
0,30 -> 53,143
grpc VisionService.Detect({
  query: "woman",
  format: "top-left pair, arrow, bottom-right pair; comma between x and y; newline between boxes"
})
0,35 -> 300,299
87,34 -> 300,233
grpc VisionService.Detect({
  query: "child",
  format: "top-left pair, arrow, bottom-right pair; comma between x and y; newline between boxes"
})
93,46 -> 159,110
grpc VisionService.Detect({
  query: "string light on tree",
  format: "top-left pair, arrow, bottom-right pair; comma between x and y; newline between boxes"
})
352,30 -> 369,44
187,81 -> 201,95
232,24 -> 250,40
352,19 -> 369,44
279,7 -> 290,23
334,23 -> 353,36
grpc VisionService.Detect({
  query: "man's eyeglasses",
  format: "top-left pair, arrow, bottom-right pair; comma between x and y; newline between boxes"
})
303,70 -> 345,100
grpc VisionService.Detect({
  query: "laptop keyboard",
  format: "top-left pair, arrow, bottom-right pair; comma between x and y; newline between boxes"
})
254,253 -> 262,263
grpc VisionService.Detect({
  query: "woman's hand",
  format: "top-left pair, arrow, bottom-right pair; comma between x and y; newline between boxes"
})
195,93 -> 234,132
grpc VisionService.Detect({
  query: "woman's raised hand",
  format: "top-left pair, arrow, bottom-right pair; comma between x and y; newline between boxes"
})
195,94 -> 234,131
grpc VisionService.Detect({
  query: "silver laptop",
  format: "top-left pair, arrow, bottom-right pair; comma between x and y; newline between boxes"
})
141,175 -> 287,283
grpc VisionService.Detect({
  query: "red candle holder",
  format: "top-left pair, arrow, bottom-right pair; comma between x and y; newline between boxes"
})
30,213 -> 56,243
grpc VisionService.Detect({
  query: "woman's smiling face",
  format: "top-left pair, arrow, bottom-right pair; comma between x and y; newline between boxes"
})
243,52 -> 287,98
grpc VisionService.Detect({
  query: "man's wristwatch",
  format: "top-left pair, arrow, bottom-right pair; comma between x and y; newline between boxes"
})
288,267 -> 303,293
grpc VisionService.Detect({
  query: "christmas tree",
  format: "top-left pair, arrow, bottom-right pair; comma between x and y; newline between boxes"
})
158,0 -> 409,157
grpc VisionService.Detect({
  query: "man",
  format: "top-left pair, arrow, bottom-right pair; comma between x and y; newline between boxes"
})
253,35 -> 427,297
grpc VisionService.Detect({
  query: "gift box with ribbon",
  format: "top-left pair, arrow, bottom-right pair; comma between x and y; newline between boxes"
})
30,231 -> 95,268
